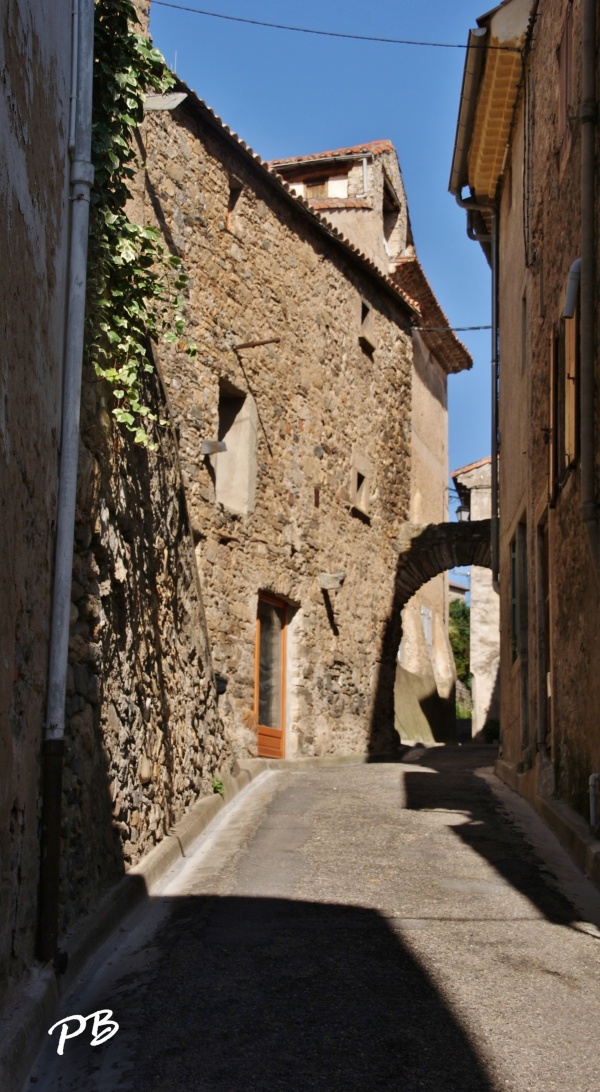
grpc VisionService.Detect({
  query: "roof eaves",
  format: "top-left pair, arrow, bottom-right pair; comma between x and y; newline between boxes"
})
392,256 -> 473,374
268,140 -> 395,169
451,455 -> 493,479
169,84 -> 419,321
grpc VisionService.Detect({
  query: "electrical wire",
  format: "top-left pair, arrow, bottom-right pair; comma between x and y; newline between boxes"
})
151,3 -> 522,52
415,325 -> 491,332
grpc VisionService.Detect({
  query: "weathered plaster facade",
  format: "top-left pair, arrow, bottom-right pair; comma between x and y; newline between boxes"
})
392,259 -> 472,744
453,458 -> 500,737
451,0 -> 600,825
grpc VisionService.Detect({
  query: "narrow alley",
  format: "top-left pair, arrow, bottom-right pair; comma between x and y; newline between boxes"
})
28,748 -> 600,1092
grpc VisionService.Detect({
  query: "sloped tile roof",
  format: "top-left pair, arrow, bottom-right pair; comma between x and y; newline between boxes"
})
305,197 -> 373,210
169,82 -> 420,318
269,140 -> 395,168
392,253 -> 472,374
452,455 -> 492,478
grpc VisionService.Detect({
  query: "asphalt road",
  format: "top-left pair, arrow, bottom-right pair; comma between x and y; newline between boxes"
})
28,747 -> 600,1091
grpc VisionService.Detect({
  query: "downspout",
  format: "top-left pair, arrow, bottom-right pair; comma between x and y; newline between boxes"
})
37,0 -> 95,964
455,194 -> 500,588
579,0 -> 598,565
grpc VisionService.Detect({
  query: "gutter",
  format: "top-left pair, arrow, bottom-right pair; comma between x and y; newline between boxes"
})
270,151 -> 377,171
38,0 -> 95,964
448,27 -> 488,198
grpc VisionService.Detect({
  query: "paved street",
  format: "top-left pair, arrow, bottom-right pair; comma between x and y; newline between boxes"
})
29,747 -> 600,1091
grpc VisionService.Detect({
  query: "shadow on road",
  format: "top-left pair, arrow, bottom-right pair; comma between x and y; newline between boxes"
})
402,744 -> 582,929
42,893 -> 495,1092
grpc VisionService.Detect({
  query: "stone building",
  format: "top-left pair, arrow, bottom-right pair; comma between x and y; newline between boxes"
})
0,0 -> 228,1010
452,458 -> 500,737
450,0 -> 600,827
141,103 -> 416,759
270,143 -> 472,747
140,96 -> 472,760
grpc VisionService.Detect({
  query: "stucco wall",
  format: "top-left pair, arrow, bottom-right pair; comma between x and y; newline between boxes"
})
454,462 -> 500,736
140,98 -> 414,758
397,332 -> 456,743
0,0 -> 71,1003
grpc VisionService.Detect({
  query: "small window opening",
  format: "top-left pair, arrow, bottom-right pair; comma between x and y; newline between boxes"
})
359,298 -> 376,356
226,179 -> 243,230
215,379 -> 257,514
351,449 -> 372,520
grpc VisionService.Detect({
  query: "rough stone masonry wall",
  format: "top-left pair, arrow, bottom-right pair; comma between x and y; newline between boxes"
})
0,0 -> 71,1005
58,362 -> 230,936
325,150 -> 410,272
498,0 -> 600,815
142,101 -> 414,759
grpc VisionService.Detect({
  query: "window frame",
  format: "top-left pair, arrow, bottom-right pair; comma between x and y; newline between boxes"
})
254,593 -> 288,759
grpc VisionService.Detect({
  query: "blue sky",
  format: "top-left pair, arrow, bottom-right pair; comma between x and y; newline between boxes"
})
148,1 -> 492,500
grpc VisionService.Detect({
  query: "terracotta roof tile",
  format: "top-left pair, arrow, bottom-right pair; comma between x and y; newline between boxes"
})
451,455 -> 492,478
269,140 -> 394,168
306,197 -> 373,210
168,83 -> 419,320
391,254 -> 472,374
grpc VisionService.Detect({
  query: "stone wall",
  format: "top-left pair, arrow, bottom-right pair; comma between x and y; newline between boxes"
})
141,93 -> 415,759
496,0 -> 600,816
58,361 -> 229,935
1,0 -> 231,997
0,0 -> 71,1004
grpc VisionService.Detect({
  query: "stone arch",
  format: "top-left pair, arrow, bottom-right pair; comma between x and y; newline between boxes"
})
369,520 -> 491,753
395,520 -> 492,611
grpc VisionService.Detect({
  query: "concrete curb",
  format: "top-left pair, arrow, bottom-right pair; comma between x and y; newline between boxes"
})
496,758 -> 600,891
2,752 -> 387,1092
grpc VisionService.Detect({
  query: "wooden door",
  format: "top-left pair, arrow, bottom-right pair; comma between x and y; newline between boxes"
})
255,595 -> 287,758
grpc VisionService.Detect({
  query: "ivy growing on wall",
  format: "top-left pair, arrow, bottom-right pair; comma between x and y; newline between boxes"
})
87,0 -> 194,447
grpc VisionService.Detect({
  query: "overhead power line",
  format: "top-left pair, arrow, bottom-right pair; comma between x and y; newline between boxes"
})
416,325 -> 492,332
151,3 -> 522,52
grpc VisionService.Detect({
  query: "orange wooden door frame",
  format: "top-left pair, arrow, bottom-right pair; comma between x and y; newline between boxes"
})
255,594 -> 287,759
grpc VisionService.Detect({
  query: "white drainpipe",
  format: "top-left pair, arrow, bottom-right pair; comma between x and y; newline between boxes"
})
38,0 -> 95,964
